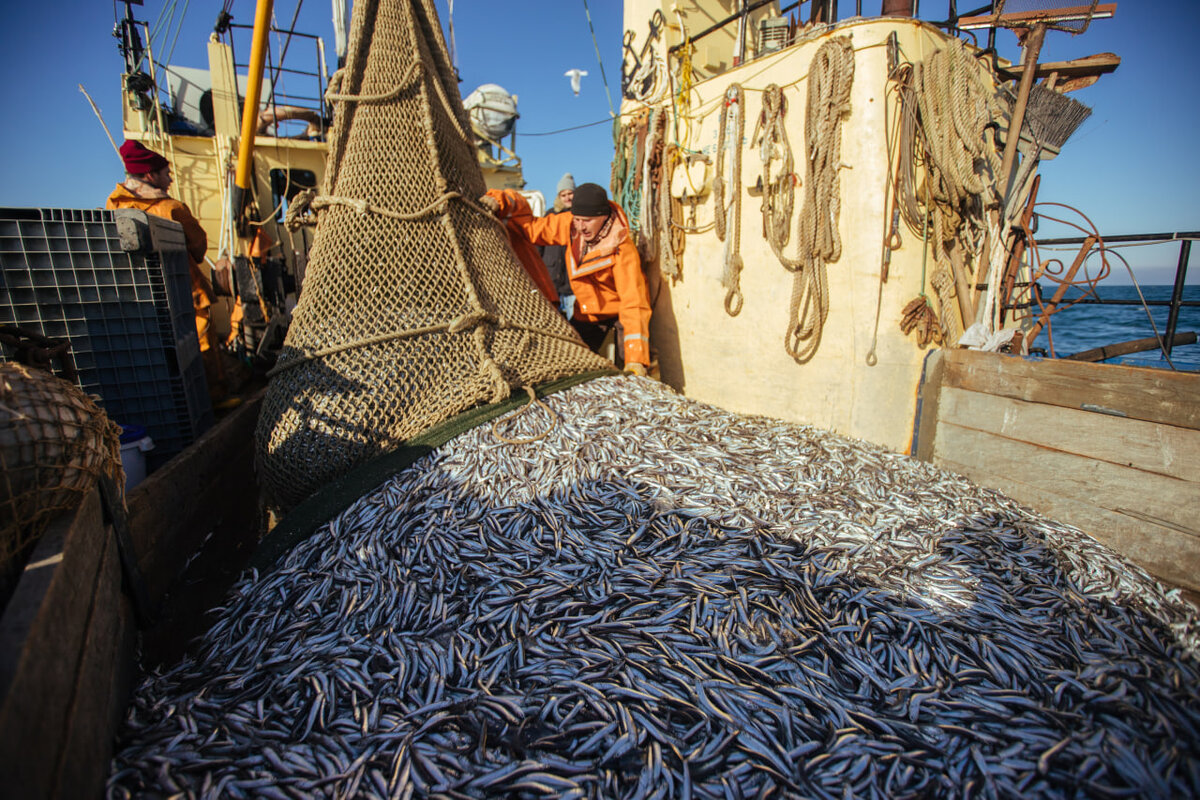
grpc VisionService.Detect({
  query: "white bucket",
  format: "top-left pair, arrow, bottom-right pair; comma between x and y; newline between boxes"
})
119,425 -> 155,491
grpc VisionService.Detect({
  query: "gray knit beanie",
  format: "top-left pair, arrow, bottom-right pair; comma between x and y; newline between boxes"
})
556,173 -> 576,195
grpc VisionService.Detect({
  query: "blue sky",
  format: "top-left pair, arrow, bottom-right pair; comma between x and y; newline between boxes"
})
1,1 -> 1195,283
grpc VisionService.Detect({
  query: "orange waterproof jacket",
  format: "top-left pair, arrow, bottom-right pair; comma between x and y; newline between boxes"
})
483,190 -> 558,305
106,184 -> 216,311
488,189 -> 651,367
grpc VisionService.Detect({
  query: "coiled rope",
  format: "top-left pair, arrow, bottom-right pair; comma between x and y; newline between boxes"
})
891,39 -> 1004,345
640,107 -> 664,255
787,36 -> 854,364
658,143 -> 683,280
713,83 -> 745,316
754,84 -> 801,271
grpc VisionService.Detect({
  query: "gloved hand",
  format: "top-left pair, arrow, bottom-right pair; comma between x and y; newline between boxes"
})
478,194 -> 500,214
624,363 -> 648,377
559,293 -> 576,320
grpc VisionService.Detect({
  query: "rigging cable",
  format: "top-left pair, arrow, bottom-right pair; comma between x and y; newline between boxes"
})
267,0 -> 306,108
580,0 -> 617,118
161,0 -> 193,72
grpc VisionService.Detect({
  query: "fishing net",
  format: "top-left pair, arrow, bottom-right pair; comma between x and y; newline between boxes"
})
257,0 -> 607,510
991,0 -> 1104,34
0,362 -> 122,583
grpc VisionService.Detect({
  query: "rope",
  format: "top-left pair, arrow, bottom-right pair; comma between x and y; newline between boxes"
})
867,63 -> 908,368
786,36 -> 854,364
754,84 -> 801,271
658,144 -> 683,280
267,314 -> 581,379
325,61 -> 421,103
490,386 -> 558,445
283,188 -> 497,229
714,84 -> 745,316
615,114 -> 646,228
893,39 -> 1005,345
581,0 -> 618,117
641,107 -> 663,255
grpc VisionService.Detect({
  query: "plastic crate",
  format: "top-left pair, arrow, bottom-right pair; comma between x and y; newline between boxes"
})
0,207 -> 213,466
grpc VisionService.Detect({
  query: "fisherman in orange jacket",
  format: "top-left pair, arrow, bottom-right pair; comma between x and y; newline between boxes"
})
485,183 -> 651,375
106,140 -> 225,398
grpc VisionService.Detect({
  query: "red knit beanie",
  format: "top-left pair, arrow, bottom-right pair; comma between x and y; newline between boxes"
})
119,140 -> 169,175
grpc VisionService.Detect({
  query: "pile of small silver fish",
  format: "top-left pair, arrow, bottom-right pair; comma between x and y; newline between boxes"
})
109,376 -> 1200,799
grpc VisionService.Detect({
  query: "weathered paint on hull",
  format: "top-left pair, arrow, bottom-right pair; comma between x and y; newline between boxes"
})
631,14 -> 989,453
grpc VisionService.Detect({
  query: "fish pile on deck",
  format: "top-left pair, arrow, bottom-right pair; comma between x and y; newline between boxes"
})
109,377 -> 1200,799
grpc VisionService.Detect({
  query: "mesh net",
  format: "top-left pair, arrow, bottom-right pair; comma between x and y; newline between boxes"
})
0,362 -> 122,578
992,0 -> 1102,34
256,0 -> 608,511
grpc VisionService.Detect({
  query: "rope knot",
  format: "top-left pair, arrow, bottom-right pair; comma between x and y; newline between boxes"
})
448,310 -> 496,334
283,188 -> 319,230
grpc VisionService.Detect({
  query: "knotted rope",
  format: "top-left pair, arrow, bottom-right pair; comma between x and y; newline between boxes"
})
893,38 -> 1005,343
754,83 -> 801,271
714,83 -> 745,316
787,36 -> 854,363
658,143 -> 683,280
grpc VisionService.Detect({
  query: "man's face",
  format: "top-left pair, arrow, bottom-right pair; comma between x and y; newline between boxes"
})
145,166 -> 173,191
573,214 -> 607,240
558,189 -> 574,208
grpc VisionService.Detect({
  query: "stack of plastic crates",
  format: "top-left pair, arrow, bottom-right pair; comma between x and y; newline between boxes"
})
0,208 -> 213,469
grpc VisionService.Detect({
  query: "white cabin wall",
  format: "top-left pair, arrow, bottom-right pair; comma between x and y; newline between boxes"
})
627,17 -> 981,453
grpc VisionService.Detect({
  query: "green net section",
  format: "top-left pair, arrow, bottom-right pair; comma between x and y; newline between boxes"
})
256,0 -> 607,510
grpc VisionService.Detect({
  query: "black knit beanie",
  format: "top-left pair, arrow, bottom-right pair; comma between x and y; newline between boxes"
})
571,183 -> 610,217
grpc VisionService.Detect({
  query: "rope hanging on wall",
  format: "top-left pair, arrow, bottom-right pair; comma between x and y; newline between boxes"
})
713,83 -> 745,316
754,83 -> 801,271
787,36 -> 854,364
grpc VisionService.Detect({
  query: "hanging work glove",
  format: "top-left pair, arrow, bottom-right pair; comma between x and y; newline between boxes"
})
624,363 -> 648,377
478,194 -> 500,214
559,293 -> 576,320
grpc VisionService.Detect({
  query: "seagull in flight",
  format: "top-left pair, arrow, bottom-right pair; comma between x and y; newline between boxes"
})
564,68 -> 588,96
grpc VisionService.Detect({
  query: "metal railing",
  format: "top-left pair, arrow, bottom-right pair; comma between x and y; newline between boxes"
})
1032,231 -> 1198,357
227,23 -> 329,128
664,3 -> 998,60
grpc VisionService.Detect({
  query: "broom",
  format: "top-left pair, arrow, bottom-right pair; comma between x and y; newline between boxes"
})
1004,82 -> 1092,214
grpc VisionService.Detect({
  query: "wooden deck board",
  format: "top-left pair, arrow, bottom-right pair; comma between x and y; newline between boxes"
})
932,422 -> 1199,536
0,491 -> 106,797
939,385 -> 1200,482
940,350 -> 1200,430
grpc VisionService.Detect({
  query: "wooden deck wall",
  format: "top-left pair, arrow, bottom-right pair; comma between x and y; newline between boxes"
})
915,350 -> 1200,592
0,393 -> 263,797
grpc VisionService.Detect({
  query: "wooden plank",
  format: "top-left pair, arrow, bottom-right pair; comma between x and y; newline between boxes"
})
999,52 -> 1121,81
932,422 -> 1199,535
913,350 -> 945,462
939,386 -> 1200,483
940,349 -> 1200,430
55,527 -> 135,799
126,391 -> 263,605
936,453 -> 1199,593
958,4 -> 1117,28
0,491 -> 105,798
1064,331 -> 1196,363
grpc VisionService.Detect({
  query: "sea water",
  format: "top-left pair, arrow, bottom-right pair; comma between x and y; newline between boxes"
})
1029,284 -> 1200,372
